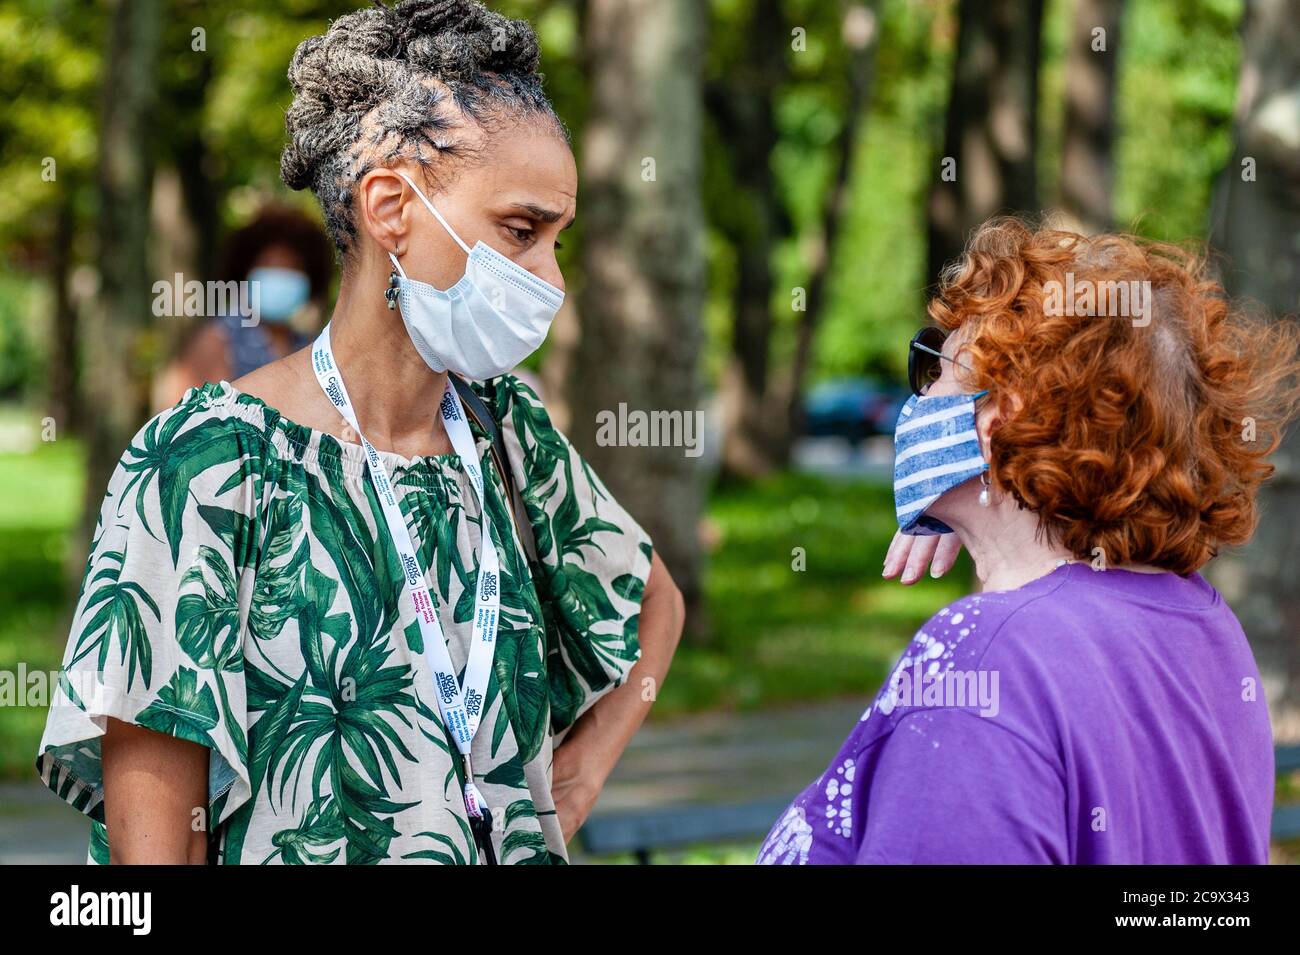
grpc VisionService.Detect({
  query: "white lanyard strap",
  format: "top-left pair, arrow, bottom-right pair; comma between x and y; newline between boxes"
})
311,325 -> 500,820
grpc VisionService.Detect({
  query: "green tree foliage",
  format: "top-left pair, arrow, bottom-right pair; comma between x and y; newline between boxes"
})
0,0 -> 1247,401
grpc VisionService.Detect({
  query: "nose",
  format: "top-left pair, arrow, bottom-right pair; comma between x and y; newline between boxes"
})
532,252 -> 564,294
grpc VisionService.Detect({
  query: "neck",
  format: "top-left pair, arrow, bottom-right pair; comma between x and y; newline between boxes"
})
940,490 -> 1075,593
324,275 -> 449,453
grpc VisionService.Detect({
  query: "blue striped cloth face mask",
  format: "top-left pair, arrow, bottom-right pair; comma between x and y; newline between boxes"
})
893,389 -> 989,535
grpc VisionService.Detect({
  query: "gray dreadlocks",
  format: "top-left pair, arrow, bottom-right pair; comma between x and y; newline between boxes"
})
280,0 -> 565,255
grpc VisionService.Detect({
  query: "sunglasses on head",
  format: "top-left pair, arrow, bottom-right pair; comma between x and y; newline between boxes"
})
907,326 -> 976,396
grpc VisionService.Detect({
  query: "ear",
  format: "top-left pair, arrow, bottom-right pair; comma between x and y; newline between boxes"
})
357,168 -> 413,257
975,391 -> 1021,461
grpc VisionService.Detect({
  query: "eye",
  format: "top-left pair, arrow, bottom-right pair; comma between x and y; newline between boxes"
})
506,225 -> 534,244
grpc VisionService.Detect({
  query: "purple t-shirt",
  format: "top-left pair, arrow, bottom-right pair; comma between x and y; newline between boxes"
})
757,563 -> 1273,864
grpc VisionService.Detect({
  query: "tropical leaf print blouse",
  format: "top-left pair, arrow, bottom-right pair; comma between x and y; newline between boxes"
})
36,375 -> 651,865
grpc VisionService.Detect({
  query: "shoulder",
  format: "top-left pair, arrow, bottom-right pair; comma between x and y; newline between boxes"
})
860,566 -> 1211,747
478,372 -> 548,422
893,574 -> 1074,691
126,381 -> 253,456
230,346 -> 313,418
962,565 -> 1227,672
87,383 -> 273,569
111,380 -> 282,509
855,572 -> 1075,742
479,373 -> 569,456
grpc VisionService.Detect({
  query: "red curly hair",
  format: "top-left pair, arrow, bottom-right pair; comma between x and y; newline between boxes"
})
928,218 -> 1300,575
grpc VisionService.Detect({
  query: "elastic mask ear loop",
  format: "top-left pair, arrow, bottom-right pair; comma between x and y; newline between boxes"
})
394,170 -> 473,257
973,388 -> 991,503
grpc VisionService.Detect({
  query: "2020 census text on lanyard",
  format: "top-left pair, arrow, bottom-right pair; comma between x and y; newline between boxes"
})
311,325 -> 501,863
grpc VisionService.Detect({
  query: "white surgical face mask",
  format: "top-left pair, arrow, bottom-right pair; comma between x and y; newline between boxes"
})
387,170 -> 564,379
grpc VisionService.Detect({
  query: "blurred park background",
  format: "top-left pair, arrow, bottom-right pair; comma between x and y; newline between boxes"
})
1,0 -> 1298,862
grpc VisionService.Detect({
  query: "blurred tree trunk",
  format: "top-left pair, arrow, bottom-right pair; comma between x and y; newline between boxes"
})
1059,0 -> 1123,233
783,3 -> 880,463
79,0 -> 159,549
927,0 -> 1045,279
571,0 -> 708,630
1206,0 -> 1300,738
48,197 -> 81,435
172,53 -> 219,281
711,0 -> 792,479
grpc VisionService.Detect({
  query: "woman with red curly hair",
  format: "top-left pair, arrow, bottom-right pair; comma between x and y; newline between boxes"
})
759,219 -> 1300,865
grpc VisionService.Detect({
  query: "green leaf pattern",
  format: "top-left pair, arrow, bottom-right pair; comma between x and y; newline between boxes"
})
35,377 -> 650,864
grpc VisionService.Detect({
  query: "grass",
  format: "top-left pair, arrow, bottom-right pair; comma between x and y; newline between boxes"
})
657,472 -> 973,715
0,434 -> 85,778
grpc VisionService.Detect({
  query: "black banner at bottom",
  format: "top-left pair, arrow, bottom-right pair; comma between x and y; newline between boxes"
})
10,863 -> 1295,939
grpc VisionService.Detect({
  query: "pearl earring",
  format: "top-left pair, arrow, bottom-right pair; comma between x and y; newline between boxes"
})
978,471 -> 991,507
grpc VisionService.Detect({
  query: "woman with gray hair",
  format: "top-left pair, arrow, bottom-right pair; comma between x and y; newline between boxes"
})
37,0 -> 684,865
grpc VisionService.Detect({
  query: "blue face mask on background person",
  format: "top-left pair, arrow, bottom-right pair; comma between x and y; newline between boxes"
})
892,389 -> 989,534
248,266 -> 310,324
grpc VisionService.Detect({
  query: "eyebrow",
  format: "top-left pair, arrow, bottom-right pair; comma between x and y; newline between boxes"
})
506,202 -> 576,230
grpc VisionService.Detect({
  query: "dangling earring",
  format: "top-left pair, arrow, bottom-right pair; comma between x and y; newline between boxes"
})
384,265 -> 400,310
978,471 -> 991,507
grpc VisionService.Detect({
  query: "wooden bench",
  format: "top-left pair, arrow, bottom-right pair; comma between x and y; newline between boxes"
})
578,744 -> 1300,862
1273,743 -> 1300,841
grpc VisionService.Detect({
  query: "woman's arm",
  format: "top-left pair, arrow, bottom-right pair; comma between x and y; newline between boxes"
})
101,718 -> 211,864
551,551 -> 684,842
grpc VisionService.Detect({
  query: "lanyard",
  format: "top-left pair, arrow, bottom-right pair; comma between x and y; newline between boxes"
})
311,325 -> 499,829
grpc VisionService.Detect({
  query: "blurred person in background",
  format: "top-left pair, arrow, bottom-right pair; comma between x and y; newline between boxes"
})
759,219 -> 1300,865
151,205 -> 334,410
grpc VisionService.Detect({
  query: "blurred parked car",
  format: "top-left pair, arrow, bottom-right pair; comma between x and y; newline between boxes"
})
802,377 -> 909,445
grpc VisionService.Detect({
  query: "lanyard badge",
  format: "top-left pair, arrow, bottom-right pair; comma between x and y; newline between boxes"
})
312,325 -> 501,862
